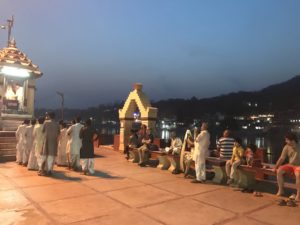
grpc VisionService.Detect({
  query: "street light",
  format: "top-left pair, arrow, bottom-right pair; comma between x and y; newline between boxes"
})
56,91 -> 64,121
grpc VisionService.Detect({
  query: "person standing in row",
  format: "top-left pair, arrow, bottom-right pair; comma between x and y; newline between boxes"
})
27,119 -> 39,170
23,119 -> 36,167
35,117 -> 45,174
40,112 -> 60,176
57,122 -> 68,166
66,119 -> 75,168
80,119 -> 99,175
67,117 -> 84,171
16,119 -> 29,165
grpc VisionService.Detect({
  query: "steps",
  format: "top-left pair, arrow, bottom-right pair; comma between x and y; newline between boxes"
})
0,131 -> 17,162
1,119 -> 23,131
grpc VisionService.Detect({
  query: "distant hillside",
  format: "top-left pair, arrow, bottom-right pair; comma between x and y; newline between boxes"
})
153,75 -> 300,121
36,75 -> 300,121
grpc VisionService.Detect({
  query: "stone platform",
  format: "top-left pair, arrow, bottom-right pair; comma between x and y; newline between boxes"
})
0,146 -> 299,225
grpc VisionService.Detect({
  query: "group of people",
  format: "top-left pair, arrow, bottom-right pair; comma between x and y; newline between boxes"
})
15,113 -> 99,176
126,122 -> 300,202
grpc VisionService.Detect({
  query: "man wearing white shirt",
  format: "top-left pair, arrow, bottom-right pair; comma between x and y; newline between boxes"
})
67,117 -> 84,171
16,120 -> 29,165
191,122 -> 210,183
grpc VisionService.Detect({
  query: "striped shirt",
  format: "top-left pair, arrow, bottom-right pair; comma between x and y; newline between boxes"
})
217,137 -> 235,159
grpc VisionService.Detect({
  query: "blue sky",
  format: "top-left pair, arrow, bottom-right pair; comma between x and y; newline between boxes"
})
1,0 -> 300,108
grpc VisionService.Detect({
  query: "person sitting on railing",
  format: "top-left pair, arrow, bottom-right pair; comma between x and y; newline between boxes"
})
226,138 -> 244,185
137,128 -> 154,167
217,129 -> 235,160
124,129 -> 139,160
274,133 -> 300,202
165,131 -> 183,174
244,144 -> 257,166
165,131 -> 182,156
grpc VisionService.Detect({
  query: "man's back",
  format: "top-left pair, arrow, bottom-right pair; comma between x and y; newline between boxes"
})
218,137 -> 235,159
44,120 -> 60,140
71,123 -> 84,142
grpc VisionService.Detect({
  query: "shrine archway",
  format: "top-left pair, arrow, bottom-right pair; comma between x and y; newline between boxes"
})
118,83 -> 157,151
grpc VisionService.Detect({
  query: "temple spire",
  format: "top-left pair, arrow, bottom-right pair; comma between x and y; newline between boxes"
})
3,15 -> 14,47
7,16 -> 14,47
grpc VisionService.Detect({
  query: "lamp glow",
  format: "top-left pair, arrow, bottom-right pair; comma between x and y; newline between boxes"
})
1,66 -> 30,78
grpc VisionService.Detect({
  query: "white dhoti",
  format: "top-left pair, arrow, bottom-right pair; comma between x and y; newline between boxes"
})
69,153 -> 80,170
27,143 -> 38,170
39,155 -> 55,172
81,158 -> 95,174
16,143 -> 24,164
22,146 -> 31,165
194,153 -> 206,181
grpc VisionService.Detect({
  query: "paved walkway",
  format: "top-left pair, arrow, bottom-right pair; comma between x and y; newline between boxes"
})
0,147 -> 299,225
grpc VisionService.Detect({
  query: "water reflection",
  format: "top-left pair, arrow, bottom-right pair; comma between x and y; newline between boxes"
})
159,129 -> 285,164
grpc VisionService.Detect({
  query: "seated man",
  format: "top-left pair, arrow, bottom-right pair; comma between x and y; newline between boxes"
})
165,132 -> 182,155
274,133 -> 300,202
124,129 -> 139,160
137,128 -> 154,167
217,129 -> 235,160
165,132 -> 183,174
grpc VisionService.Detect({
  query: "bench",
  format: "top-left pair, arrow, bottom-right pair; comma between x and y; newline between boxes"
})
206,157 -> 227,183
238,163 -> 296,189
149,150 -> 170,169
188,157 -> 227,183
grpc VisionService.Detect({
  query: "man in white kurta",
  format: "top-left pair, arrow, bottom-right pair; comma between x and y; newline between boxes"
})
67,117 -> 84,170
57,123 -> 68,166
15,120 -> 29,165
23,121 -> 35,166
192,122 -> 210,183
34,117 -> 45,173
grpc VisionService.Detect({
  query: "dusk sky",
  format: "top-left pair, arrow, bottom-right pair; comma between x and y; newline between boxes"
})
1,0 -> 300,109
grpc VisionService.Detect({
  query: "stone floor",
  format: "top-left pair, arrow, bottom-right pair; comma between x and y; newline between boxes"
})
0,146 -> 299,225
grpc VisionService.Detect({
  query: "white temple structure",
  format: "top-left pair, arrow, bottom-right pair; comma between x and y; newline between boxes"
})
0,39 -> 42,130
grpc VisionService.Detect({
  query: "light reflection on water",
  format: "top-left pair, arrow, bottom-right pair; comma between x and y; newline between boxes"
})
159,129 -> 285,164
99,126 -> 286,164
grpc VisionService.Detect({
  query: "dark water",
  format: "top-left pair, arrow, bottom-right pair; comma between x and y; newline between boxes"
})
98,125 -> 289,164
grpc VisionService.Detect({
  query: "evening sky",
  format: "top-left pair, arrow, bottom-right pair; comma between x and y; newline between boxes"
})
1,0 -> 300,108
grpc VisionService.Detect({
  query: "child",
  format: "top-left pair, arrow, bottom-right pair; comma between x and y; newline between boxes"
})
244,144 -> 257,166
226,138 -> 244,184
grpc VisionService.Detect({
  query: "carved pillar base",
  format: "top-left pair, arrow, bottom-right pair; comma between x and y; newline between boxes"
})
212,166 -> 227,184
157,155 -> 170,170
